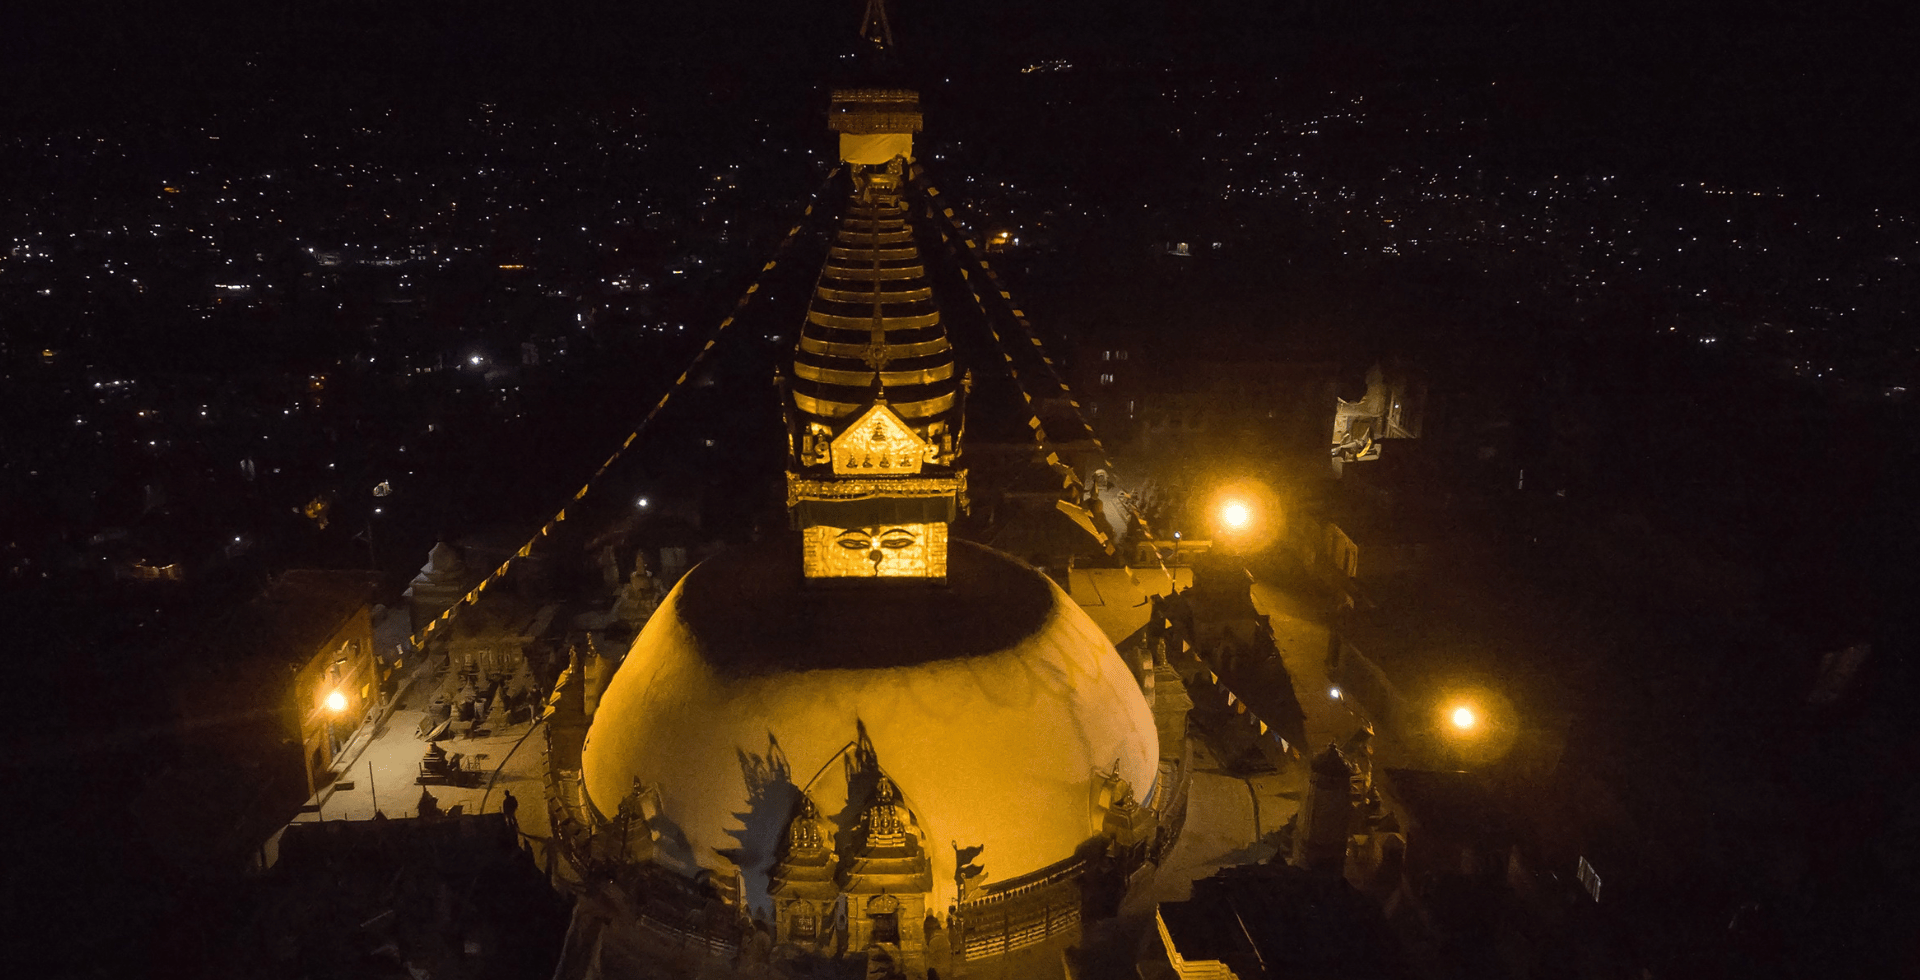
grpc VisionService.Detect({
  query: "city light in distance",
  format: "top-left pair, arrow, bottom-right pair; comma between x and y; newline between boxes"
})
635,497 -> 650,509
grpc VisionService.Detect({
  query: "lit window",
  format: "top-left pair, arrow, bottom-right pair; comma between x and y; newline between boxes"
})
1099,373 -> 1115,386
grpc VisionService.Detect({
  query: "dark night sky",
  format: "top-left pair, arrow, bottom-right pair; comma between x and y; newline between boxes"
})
2,0 -> 1914,203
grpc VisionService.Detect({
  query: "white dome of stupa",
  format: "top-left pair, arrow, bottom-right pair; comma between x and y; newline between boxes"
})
579,536 -> 1158,914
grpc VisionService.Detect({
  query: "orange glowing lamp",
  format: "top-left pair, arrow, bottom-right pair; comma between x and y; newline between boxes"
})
1220,500 -> 1253,531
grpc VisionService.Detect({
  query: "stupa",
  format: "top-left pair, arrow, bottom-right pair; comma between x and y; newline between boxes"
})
562,7 -> 1167,976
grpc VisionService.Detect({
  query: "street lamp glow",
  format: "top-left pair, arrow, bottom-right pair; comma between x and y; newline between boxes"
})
1220,500 -> 1252,530
1329,687 -> 1342,700
324,690 -> 348,713
1451,705 -> 1477,731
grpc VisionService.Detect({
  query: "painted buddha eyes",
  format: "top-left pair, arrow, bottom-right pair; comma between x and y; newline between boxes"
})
835,528 -> 918,551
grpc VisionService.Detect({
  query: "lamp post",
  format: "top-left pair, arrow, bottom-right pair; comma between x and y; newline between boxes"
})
1209,481 -> 1280,556
1215,498 -> 1253,557
1220,500 -> 1252,532
364,480 -> 392,570
1424,681 -> 1517,769
324,687 -> 349,765
1450,705 -> 1478,732
1438,698 -> 1488,769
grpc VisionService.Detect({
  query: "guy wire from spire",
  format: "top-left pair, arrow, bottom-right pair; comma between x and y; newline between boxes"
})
408,166 -> 845,650
920,204 -> 1082,493
914,164 -> 1181,586
914,166 -> 1093,427
921,205 -> 1154,568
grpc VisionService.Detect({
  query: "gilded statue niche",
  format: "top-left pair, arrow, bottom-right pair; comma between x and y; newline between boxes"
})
803,522 -> 948,580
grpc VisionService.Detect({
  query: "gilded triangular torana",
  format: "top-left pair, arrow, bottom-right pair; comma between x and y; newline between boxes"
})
829,404 -> 928,476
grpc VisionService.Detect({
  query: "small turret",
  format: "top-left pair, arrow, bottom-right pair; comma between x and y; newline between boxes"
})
1294,742 -> 1357,874
769,795 -> 839,950
404,541 -> 467,634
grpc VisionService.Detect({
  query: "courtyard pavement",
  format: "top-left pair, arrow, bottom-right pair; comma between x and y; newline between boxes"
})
1251,577 -> 1416,771
273,663 -> 555,873
1068,565 -> 1193,646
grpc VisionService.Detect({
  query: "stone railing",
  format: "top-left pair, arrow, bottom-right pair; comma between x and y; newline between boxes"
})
953,849 -> 1094,962
633,909 -> 739,958
961,902 -> 1079,960
958,852 -> 1087,910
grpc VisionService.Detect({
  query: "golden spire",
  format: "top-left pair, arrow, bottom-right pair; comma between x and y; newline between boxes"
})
787,85 -> 964,582
859,0 -> 895,54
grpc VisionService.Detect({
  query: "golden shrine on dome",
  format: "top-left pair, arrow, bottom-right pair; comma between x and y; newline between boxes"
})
829,88 -> 920,166
831,404 -> 929,475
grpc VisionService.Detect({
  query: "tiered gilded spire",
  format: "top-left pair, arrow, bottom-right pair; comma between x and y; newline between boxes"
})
791,166 -> 957,429
785,86 -> 967,582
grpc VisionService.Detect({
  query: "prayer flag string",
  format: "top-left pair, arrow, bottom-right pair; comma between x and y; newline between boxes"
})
916,166 -> 1178,587
407,167 -> 843,649
1209,670 -> 1290,753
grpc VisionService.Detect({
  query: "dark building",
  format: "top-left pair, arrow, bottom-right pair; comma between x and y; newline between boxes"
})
156,570 -> 389,869
1373,767 -> 1639,980
228,813 -> 568,980
1149,863 -> 1405,980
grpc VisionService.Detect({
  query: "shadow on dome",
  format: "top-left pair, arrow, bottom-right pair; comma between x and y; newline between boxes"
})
717,732 -> 801,913
672,535 -> 1055,675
